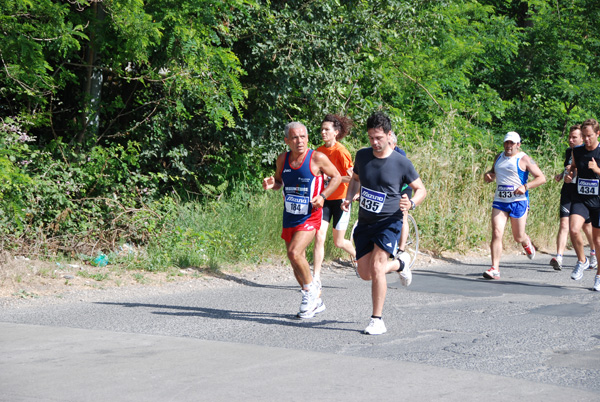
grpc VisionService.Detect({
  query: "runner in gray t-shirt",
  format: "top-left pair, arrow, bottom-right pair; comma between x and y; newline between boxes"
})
354,148 -> 419,224
342,112 -> 426,335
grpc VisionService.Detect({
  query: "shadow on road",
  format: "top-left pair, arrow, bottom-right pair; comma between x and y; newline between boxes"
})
397,269 -> 581,297
94,301 -> 359,332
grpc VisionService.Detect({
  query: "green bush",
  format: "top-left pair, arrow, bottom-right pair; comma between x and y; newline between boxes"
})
1,117 -> 170,256
0,111 -> 576,271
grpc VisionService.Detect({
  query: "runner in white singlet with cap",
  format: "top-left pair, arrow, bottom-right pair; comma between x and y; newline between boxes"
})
483,131 -> 546,280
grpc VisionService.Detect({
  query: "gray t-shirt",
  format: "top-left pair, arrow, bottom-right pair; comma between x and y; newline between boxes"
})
354,148 -> 420,224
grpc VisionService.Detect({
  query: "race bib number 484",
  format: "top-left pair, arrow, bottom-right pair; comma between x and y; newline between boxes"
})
578,178 -> 599,195
360,187 -> 386,213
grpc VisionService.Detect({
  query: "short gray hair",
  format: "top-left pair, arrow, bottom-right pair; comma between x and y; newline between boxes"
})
389,130 -> 398,145
284,122 -> 307,138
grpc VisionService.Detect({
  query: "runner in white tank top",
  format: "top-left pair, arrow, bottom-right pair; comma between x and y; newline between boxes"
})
483,132 -> 546,280
492,151 -> 529,204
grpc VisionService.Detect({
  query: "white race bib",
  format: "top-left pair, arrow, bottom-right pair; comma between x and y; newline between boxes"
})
578,178 -> 599,195
359,187 -> 386,213
285,194 -> 310,215
496,184 -> 515,199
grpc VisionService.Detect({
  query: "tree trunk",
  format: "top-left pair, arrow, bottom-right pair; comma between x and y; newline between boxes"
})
79,2 -> 105,145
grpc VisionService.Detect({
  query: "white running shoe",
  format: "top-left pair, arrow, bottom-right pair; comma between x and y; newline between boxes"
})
400,268 -> 412,287
397,251 -> 412,287
483,267 -> 500,280
550,256 -> 563,271
299,285 -> 318,313
297,298 -> 326,319
313,277 -> 322,297
594,275 -> 600,292
523,242 -> 536,260
398,251 -> 411,267
589,254 -> 598,270
364,318 -> 387,335
571,259 -> 589,281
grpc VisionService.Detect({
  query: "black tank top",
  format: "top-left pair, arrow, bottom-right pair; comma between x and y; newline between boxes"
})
573,144 -> 600,209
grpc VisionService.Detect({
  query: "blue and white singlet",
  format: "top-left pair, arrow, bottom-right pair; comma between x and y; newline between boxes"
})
493,151 -> 529,204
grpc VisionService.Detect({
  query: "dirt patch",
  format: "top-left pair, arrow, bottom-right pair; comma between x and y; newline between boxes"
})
0,248 -> 486,305
0,251 -> 313,303
0,253 -> 192,299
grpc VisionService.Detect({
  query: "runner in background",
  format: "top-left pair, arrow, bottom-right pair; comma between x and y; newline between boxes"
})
390,131 -> 412,263
313,114 -> 356,287
550,124 -> 596,271
564,118 -> 600,291
483,131 -> 546,280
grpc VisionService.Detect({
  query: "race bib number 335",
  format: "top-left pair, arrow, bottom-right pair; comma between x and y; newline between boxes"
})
360,187 -> 386,213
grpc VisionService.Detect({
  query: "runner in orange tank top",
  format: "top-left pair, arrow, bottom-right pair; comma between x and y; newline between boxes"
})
313,114 -> 357,288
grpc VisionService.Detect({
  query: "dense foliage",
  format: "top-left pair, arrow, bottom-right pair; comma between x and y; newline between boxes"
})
2,0 -> 600,259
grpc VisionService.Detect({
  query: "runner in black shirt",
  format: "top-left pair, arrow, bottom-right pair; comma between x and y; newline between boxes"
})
565,118 -> 600,291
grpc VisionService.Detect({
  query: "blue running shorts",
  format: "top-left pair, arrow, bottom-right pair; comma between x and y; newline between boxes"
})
353,217 -> 403,260
492,200 -> 529,219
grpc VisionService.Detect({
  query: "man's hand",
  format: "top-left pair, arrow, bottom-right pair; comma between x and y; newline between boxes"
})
311,194 -> 325,209
589,158 -> 599,174
341,199 -> 351,212
263,176 -> 275,190
484,171 -> 496,183
399,194 -> 411,211
514,184 -> 527,195
564,171 -> 573,184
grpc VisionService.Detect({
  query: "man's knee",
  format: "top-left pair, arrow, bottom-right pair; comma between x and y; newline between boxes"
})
314,230 -> 326,245
491,228 -> 504,240
357,268 -> 371,281
370,258 -> 389,276
570,227 -> 583,238
558,223 -> 569,234
513,234 -> 527,243
333,237 -> 347,249
287,246 -> 305,263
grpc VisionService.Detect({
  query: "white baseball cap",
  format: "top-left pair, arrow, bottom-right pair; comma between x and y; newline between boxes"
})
503,131 -> 521,143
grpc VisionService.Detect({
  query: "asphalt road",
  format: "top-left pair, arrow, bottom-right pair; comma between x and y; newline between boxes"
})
1,251 -> 599,401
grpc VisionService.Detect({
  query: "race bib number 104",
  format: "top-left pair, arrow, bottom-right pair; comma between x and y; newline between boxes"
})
360,187 -> 386,213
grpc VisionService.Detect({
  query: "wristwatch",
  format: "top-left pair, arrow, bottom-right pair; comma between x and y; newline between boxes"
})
409,199 -> 416,210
